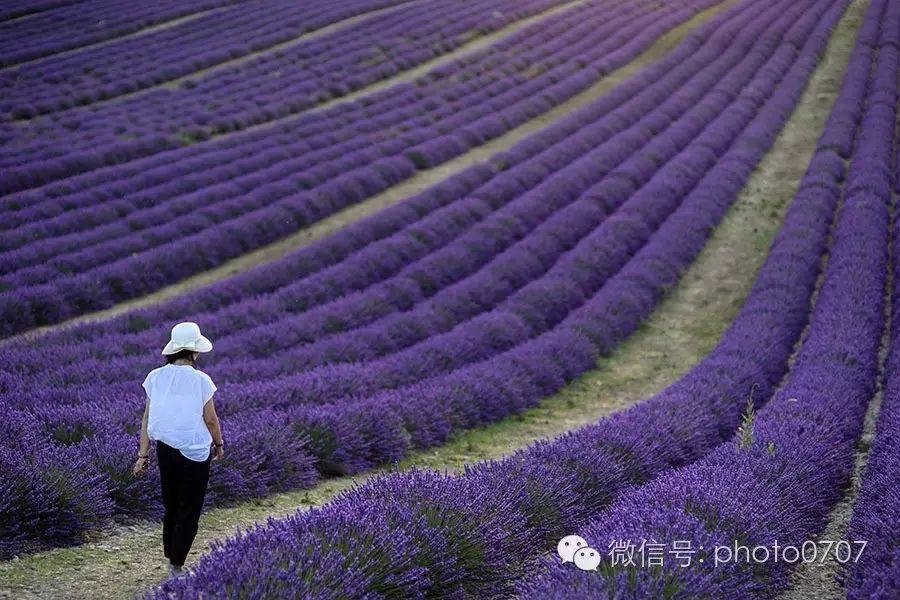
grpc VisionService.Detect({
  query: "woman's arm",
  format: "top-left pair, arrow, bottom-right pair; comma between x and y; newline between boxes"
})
132,397 -> 151,476
203,398 -> 224,461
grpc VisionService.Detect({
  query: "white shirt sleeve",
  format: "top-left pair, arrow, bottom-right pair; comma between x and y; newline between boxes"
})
142,371 -> 153,397
200,372 -> 217,404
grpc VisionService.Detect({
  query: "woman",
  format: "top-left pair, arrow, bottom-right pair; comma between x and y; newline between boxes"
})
132,321 -> 224,579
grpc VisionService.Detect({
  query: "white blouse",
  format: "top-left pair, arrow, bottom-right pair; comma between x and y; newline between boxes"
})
142,364 -> 217,462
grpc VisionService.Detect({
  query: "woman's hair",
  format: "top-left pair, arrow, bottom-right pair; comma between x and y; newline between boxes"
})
165,349 -> 198,365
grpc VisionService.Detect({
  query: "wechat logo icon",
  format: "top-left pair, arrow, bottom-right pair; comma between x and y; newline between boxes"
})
557,535 -> 600,571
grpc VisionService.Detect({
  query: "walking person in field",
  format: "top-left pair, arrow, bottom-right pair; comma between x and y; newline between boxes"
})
132,322 -> 224,579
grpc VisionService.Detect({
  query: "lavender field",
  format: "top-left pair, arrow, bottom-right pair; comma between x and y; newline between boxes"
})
1,0 -> 898,598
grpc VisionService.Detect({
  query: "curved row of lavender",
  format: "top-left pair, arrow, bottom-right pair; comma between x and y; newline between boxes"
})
152,0 -> 869,595
521,0 -> 899,596
0,0 -> 720,334
0,0 -> 238,66
0,0 -> 577,186
844,216 -> 900,598
0,0 -> 812,558
843,14 -> 900,596
0,0 -> 413,118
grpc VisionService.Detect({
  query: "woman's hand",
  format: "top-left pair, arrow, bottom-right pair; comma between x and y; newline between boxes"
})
132,455 -> 150,477
213,444 -> 224,461
134,398 -> 151,477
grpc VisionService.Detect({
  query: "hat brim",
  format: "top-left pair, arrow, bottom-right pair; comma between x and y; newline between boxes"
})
161,335 -> 213,355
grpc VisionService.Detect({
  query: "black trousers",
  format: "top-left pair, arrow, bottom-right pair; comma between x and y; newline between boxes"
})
156,441 -> 211,567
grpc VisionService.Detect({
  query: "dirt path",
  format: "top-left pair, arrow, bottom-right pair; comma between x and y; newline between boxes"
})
11,0 -> 730,344
0,1 -> 860,594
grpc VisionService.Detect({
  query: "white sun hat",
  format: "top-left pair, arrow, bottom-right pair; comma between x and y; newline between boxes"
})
161,322 -> 213,355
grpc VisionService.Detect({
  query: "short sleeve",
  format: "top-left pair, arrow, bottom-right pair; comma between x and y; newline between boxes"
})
141,371 -> 153,398
200,372 -> 217,404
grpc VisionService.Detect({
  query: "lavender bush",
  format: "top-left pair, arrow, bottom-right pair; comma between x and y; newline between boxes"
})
0,405 -> 114,559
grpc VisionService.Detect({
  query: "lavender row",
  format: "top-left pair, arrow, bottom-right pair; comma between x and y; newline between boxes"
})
521,2 -> 898,595
0,0 -> 573,184
844,18 -> 900,600
844,224 -> 900,600
150,1 -> 852,593
0,406 -> 113,560
0,1 -> 718,335
0,0 -> 238,67
0,0 -> 413,118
